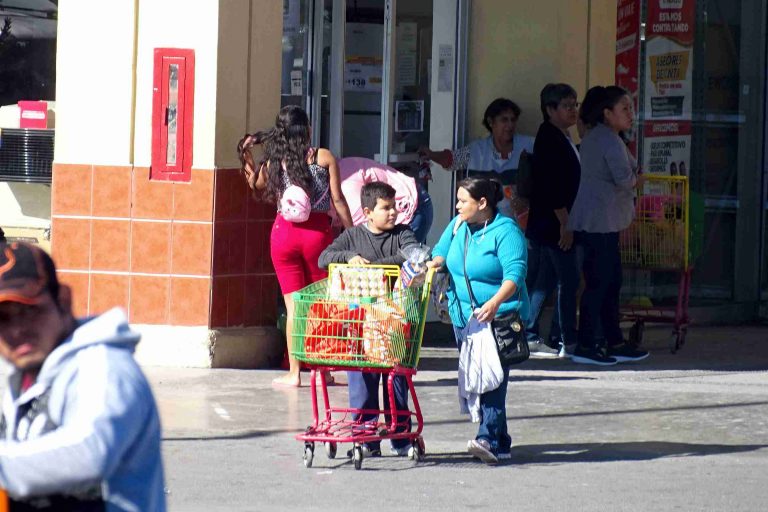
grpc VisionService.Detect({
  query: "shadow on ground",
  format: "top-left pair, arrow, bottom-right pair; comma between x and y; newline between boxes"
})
278,441 -> 768,472
419,322 -> 768,373
419,441 -> 768,468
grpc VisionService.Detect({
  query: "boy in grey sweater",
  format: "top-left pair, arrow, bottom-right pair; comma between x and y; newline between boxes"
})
318,181 -> 419,456
318,184 -> 419,268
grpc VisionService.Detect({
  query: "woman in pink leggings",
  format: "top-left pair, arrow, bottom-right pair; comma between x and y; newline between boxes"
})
238,106 -> 353,387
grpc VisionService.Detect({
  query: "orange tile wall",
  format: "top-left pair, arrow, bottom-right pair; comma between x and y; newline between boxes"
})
51,164 -> 279,329
50,164 -> 203,325
210,168 -> 279,328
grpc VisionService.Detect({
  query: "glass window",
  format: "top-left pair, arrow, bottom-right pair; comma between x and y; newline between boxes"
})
689,0 -> 742,300
281,0 -> 312,108
0,1 -> 57,106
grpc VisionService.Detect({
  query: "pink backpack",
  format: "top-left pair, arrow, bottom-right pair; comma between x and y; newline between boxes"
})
280,184 -> 328,223
278,148 -> 330,223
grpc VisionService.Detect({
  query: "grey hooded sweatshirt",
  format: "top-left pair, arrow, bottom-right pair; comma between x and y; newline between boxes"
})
0,308 -> 166,511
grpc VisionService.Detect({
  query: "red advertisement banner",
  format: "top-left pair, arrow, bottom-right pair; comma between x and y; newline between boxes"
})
615,0 -> 641,96
643,120 -> 693,137
646,0 -> 696,46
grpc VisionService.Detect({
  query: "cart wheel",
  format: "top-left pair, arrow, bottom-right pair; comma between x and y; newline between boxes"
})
409,439 -> 424,461
353,446 -> 363,470
417,436 -> 426,457
629,321 -> 644,348
325,442 -> 337,459
303,444 -> 314,468
670,330 -> 686,353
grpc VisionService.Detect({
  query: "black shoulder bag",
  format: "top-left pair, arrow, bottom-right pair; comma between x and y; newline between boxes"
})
462,229 -> 530,366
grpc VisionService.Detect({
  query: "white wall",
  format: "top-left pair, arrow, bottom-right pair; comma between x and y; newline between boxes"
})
133,0 -> 220,169
54,0 -> 137,165
466,0 -> 617,140
428,0 -> 459,245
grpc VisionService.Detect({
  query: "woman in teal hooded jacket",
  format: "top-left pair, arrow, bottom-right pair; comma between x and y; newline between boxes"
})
428,177 -> 529,463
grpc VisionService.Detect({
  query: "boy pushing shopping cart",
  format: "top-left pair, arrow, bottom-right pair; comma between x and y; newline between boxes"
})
291,182 -> 432,469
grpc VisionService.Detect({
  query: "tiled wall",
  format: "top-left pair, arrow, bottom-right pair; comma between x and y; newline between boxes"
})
51,164 -> 215,326
210,168 -> 279,328
51,164 -> 280,328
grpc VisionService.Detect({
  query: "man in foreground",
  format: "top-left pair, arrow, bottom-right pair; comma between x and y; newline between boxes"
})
0,242 -> 166,511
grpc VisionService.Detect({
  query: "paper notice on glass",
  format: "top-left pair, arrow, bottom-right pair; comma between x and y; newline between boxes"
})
290,70 -> 302,96
395,100 -> 424,132
398,54 -> 417,88
397,22 -> 418,87
345,57 -> 383,92
437,44 -> 453,92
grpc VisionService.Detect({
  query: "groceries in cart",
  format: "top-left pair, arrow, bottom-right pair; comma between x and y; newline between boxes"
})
304,301 -> 366,361
397,244 -> 431,289
291,263 -> 433,469
295,265 -> 420,367
329,265 -> 390,299
362,298 -> 412,365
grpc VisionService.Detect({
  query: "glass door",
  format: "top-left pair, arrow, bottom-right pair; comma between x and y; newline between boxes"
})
283,0 -> 442,162
340,0 -> 387,159
381,0 -> 434,171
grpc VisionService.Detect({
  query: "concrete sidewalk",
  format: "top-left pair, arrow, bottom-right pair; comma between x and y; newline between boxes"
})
152,324 -> 768,511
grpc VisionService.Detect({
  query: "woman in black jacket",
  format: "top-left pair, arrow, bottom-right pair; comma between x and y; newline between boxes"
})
525,83 -> 582,358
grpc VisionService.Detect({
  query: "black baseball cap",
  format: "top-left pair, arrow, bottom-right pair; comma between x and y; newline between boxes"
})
0,242 -> 59,305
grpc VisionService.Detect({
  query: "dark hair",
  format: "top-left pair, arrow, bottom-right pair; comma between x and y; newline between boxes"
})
236,105 -> 313,202
482,98 -> 521,132
579,85 -> 629,127
457,177 -> 504,212
540,83 -> 578,121
360,181 -> 396,211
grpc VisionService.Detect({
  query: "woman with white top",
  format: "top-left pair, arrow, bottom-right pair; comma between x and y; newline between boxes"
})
419,98 -> 534,220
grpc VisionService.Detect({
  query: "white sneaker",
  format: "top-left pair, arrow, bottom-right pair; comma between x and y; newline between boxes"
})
467,439 -> 498,464
389,444 -> 410,457
559,344 -> 577,358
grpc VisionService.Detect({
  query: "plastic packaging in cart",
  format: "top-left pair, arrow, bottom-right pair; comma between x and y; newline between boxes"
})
329,266 -> 389,299
304,300 -> 365,361
362,299 -> 411,364
398,244 -> 431,288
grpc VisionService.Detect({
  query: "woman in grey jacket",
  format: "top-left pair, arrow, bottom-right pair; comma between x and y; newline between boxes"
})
567,86 -> 649,365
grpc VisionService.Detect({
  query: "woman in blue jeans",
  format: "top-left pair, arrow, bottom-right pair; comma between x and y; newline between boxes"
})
428,177 -> 529,464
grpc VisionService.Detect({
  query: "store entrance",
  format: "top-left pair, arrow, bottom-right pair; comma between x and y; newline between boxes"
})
281,0 -> 443,166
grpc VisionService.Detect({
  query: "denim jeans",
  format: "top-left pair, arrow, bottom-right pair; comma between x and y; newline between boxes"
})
475,367 -> 512,455
454,327 -> 512,456
576,231 -> 624,350
348,371 -> 411,449
408,186 -> 433,244
525,240 -> 581,346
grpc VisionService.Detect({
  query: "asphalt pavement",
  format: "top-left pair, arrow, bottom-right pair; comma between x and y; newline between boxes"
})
152,324 -> 768,511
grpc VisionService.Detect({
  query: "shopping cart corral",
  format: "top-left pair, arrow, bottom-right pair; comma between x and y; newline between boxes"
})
620,175 -> 696,353
291,264 -> 433,470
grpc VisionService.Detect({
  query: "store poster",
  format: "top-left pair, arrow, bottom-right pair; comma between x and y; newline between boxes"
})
345,23 -> 384,92
615,0 -> 642,156
642,0 -> 696,177
395,100 -> 424,132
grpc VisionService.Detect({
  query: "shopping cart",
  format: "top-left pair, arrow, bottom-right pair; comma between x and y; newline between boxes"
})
619,175 -> 692,352
291,264 -> 434,470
